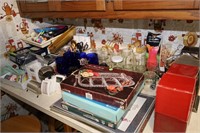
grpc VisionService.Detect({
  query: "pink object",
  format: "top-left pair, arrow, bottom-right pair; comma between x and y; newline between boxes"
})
147,45 -> 159,71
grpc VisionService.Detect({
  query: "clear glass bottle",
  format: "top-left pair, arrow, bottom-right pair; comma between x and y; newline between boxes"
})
97,48 -> 109,67
134,46 -> 146,73
122,49 -> 134,71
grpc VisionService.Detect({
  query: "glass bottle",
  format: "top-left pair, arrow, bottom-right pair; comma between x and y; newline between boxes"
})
97,48 -> 109,67
134,46 -> 146,73
122,49 -> 134,71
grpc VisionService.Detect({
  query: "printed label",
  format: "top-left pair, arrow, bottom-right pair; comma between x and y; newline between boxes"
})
117,97 -> 146,131
85,92 -> 93,100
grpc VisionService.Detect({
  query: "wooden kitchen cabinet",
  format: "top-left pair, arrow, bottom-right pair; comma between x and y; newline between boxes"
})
56,0 -> 106,11
17,0 -> 106,12
17,0 -> 200,20
17,0 -> 50,12
113,0 -> 199,10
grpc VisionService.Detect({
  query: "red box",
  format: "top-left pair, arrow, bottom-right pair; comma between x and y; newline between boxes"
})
167,63 -> 199,113
167,63 -> 199,78
155,73 -> 196,122
153,112 -> 187,132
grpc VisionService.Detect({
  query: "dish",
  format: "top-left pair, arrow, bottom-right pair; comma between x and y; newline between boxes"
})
183,32 -> 198,47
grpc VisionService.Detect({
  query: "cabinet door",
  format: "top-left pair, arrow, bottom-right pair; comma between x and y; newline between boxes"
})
113,0 -> 198,10
57,0 -> 106,11
17,0 -> 56,12
17,0 -> 106,12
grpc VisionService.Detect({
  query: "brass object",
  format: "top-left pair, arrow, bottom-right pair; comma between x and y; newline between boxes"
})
48,26 -> 76,54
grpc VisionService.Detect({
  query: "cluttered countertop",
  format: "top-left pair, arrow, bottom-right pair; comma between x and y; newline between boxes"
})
0,24 -> 199,132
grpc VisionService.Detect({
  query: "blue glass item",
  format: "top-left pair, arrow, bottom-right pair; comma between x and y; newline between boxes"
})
55,56 -> 68,75
55,50 -> 99,76
80,52 -> 99,65
56,51 -> 81,76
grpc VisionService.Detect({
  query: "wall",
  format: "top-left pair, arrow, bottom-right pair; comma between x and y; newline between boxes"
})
0,0 -> 199,120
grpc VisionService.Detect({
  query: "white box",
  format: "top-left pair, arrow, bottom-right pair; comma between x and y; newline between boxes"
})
0,72 -> 30,90
25,60 -> 42,83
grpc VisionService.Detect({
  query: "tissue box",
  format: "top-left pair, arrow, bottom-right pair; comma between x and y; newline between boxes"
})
155,73 -> 196,122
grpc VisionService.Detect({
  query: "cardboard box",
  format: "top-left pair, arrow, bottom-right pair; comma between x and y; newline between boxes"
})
61,64 -> 144,109
155,73 -> 196,122
62,91 -> 125,124
51,94 -> 155,133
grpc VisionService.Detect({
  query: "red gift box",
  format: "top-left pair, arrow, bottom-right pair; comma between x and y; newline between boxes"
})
153,112 -> 187,132
167,63 -> 199,78
155,73 -> 196,122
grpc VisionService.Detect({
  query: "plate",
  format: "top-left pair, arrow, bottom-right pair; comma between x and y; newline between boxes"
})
183,32 -> 198,47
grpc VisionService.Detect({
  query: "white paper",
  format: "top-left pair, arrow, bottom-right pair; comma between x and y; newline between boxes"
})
117,97 -> 146,131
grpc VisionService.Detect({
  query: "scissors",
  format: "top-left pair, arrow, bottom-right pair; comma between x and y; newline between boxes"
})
172,44 -> 184,56
76,42 -> 89,52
